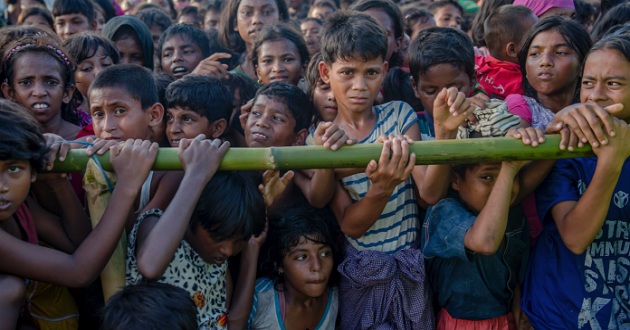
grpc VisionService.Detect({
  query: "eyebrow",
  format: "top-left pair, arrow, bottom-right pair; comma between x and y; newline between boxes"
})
530,43 -> 572,49
583,75 -> 628,81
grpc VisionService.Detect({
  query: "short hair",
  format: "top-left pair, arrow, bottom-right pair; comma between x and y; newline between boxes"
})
101,282 -> 197,330
300,17 -> 323,27
350,0 -> 403,40
18,7 -> 54,30
308,0 -> 337,16
63,32 -> 120,65
89,64 -> 159,111
428,0 -> 463,16
402,7 -> 433,36
319,11 -> 388,65
252,82 -> 314,132
249,23 -> 310,70
219,0 -> 290,54
136,7 -> 173,32
470,0 -> 512,47
189,171 -> 266,242
93,0 -> 117,21
153,72 -> 174,108
518,16 -> 592,100
408,27 -> 475,82
52,0 -> 94,24
590,2 -> 630,42
484,5 -> 536,58
157,23 -> 211,69
588,33 -> 630,71
0,99 -> 48,172
165,75 -> 232,124
306,51 -> 323,98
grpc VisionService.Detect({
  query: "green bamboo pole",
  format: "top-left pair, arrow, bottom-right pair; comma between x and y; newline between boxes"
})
49,135 -> 593,172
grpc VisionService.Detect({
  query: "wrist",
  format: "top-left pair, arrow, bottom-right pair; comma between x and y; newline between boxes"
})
435,128 -> 457,140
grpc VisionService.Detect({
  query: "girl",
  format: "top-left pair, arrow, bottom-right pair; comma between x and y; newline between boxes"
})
63,32 -> 120,125
246,206 -> 339,330
102,15 -> 155,70
219,0 -> 289,83
17,6 -> 54,31
300,17 -> 323,56
306,52 -> 337,123
0,99 -> 158,329
249,23 -> 309,86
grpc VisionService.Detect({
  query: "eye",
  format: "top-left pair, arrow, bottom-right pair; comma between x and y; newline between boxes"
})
366,69 -> 378,76
261,59 -> 272,65
263,9 -> 274,15
295,254 -> 307,261
46,79 -> 60,86
165,113 -> 174,122
7,165 -> 22,174
608,81 -> 621,87
182,115 -> 194,122
273,115 -> 285,122
320,249 -> 332,257
163,51 -> 173,58
80,65 -> 93,72
92,110 -> 104,118
582,80 -> 593,87
422,88 -> 437,95
528,51 -> 540,57
480,175 -> 493,181
341,70 -> 352,76
17,79 -> 32,86
555,51 -> 568,56
283,57 -> 296,63
114,108 -> 126,115
251,109 -> 261,116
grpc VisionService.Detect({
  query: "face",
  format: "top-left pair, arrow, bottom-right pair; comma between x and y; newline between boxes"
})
312,82 -> 337,122
186,223 -> 246,265
204,9 -> 221,31
148,0 -> 173,16
279,237 -> 333,299
581,48 -> 630,122
54,13 -> 92,41
150,25 -> 164,53
95,10 -> 105,34
245,95 -> 303,147
0,160 -> 36,222
174,0 -> 190,11
115,34 -> 145,67
433,5 -> 462,30
410,16 -> 436,41
540,6 -> 576,20
235,0 -> 280,46
308,6 -> 334,20
363,8 -> 399,62
300,20 -> 321,55
320,57 -> 387,115
75,47 -> 114,98
288,0 -> 303,11
161,34 -> 205,79
166,107 -> 224,147
178,13 -> 202,27
452,163 -> 519,213
412,63 -> 472,116
1,52 -> 74,126
525,30 -> 581,98
89,87 -> 161,141
256,39 -> 304,86
22,14 -> 50,28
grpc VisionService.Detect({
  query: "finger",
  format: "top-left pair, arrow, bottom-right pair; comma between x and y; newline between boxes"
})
389,138 -> 403,169
397,139 -> 410,171
561,113 -> 588,145
404,152 -> 416,176
365,159 -> 378,178
567,130 -> 579,151
601,103 -> 624,137
558,126 -> 569,150
280,170 -> 295,184
533,128 -> 545,143
208,52 -> 232,61
378,140 -> 392,167
59,143 -> 71,161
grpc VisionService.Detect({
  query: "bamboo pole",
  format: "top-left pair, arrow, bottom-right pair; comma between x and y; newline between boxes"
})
50,136 -> 593,173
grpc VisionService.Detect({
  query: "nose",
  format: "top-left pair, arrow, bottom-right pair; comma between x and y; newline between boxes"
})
252,10 -> 263,25
586,82 -> 607,104
352,76 -> 367,91
0,176 -> 7,193
103,114 -> 116,132
172,49 -> 183,63
272,59 -> 283,72
32,81 -> 47,97
310,256 -> 322,272
540,51 -> 554,67
218,242 -> 234,258
255,114 -> 271,128
169,119 -> 182,134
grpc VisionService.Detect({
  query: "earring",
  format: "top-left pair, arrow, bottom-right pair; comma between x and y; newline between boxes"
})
257,78 -> 263,84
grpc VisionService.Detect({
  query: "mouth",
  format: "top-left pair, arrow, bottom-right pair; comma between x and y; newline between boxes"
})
250,132 -> 268,141
169,138 -> 181,147
0,200 -> 12,212
172,66 -> 188,77
31,103 -> 50,112
349,97 -> 368,104
212,257 -> 227,264
269,75 -> 289,82
537,71 -> 554,80
248,27 -> 263,35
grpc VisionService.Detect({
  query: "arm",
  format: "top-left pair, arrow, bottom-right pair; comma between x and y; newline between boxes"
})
0,140 -> 158,287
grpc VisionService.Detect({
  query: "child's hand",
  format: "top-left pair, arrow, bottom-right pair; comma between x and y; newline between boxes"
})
43,133 -> 72,171
258,170 -> 294,207
375,134 -> 414,144
85,137 -> 120,156
433,87 -> 477,136
191,52 -> 232,79
178,134 -> 230,183
592,116 -> 630,162
313,122 -> 356,150
550,103 -> 623,150
110,139 -> 159,187
365,137 -> 415,194
506,127 -> 545,147
239,98 -> 254,130
248,218 -> 268,249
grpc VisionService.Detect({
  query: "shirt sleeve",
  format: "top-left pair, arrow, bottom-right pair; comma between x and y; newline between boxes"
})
422,198 -> 476,260
397,101 -> 419,135
535,159 -> 582,225
247,278 -> 271,329
505,94 -> 532,125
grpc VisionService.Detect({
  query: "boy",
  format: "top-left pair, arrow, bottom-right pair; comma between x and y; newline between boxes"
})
136,7 -> 173,56
318,11 -> 434,328
177,5 -> 202,27
158,23 -> 211,80
52,0 -> 96,41
428,0 -> 463,30
475,5 -> 538,99
102,15 -> 155,69
165,74 -> 232,146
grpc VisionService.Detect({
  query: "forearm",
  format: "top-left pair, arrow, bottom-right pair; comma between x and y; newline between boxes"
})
228,246 -> 260,330
305,169 -> 335,208
514,160 -> 555,203
420,165 -> 451,205
339,188 -> 391,238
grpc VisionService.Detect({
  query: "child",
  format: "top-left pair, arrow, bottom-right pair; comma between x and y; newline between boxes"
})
201,0 -> 222,31
0,99 -> 158,329
164,74 -> 232,146
158,23 -> 211,80
224,73 -> 260,147
246,206 -> 340,329
177,5 -> 202,27
52,0 -> 96,40
102,15 -> 155,69
306,52 -> 337,123
17,6 -> 54,30
475,5 -> 538,100
126,136 -> 266,329
307,1 -> 336,21
402,7 -> 435,42
521,32 -> 630,330
300,17 -> 323,56
63,32 -> 120,124
249,23 -> 310,86
136,7 -> 173,56
318,11 -> 434,328
101,282 -> 198,330
220,0 -> 289,83
428,0 -> 463,30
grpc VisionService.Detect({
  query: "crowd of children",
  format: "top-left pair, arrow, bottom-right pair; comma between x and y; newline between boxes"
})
0,0 -> 629,329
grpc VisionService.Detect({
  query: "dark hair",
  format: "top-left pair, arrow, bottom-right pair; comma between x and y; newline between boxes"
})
101,282 -> 197,330
470,0 -> 513,47
402,7 -> 433,36
0,26 -> 61,56
300,17 -> 323,27
484,5 -> 535,58
518,16 -> 592,100
0,99 -> 48,172
319,11 -> 388,65
136,7 -> 174,32
261,205 -> 340,290
249,23 -> 310,71
18,6 -> 54,30
189,171 -> 266,241
308,0 -> 337,16
93,0 -> 117,21
408,26 -> 475,82
153,72 -> 174,108
574,0 -> 595,28
383,67 -> 423,111
306,51 -> 323,98
102,16 -> 156,70
590,2 -> 630,42
165,74 -> 233,125
219,0 -> 290,54
1,36 -> 81,125
158,23 -> 212,68
178,5 -> 202,25
428,0 -> 464,16
224,72 -> 259,135
253,82 -> 314,132
588,33 -> 630,68
351,0 -> 403,40
52,0 -> 94,24
89,64 -> 159,111
63,32 -> 120,65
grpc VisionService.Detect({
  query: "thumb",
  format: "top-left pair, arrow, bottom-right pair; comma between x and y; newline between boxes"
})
280,170 -> 295,184
365,159 -> 378,177
604,103 -> 624,115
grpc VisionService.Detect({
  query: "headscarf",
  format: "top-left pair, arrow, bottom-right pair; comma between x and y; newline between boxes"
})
102,16 -> 154,70
513,0 -> 575,17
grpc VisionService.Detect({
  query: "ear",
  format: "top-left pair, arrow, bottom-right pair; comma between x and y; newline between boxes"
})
395,36 -> 403,53
209,118 -> 228,139
31,171 -> 37,183
411,76 -> 420,99
292,128 -> 308,146
62,84 -> 76,104
1,82 -> 15,101
318,61 -> 331,84
147,102 -> 165,128
506,41 -> 518,59
451,171 -> 462,191
377,61 -> 389,84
